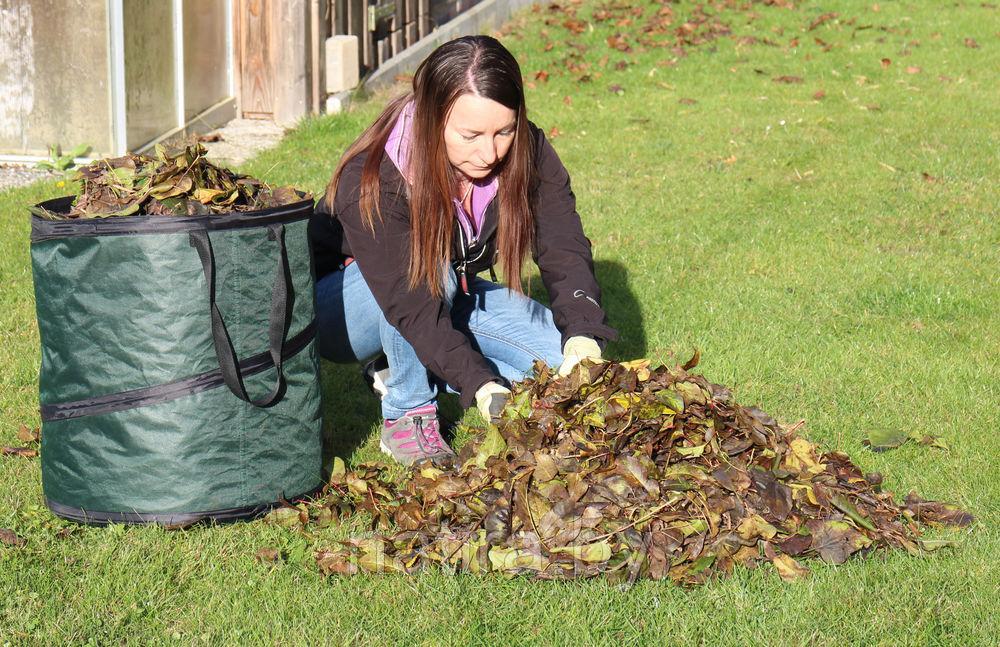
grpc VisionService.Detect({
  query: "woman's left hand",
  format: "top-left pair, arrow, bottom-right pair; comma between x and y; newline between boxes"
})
558,336 -> 603,376
475,380 -> 511,421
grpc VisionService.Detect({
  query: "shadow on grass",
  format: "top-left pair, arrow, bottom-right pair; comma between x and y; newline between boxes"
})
319,360 -> 379,467
527,259 -> 646,360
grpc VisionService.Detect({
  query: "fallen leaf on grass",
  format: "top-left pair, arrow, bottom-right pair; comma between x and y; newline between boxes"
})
772,554 -> 810,581
773,75 -> 804,84
813,89 -> 827,100
808,12 -> 838,31
2,447 -> 38,458
0,528 -> 25,547
906,66 -> 922,74
17,424 -> 40,444
678,97 -> 698,105
863,429 -> 949,452
682,349 -> 701,371
607,34 -> 631,52
534,70 -> 550,83
255,548 -> 282,563
905,493 -> 975,527
922,171 -> 939,183
964,38 -> 979,48
608,84 -> 625,95
917,539 -> 958,552
548,126 -> 561,140
881,58 -> 892,68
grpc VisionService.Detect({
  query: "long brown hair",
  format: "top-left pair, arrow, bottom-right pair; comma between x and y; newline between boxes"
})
323,35 -> 535,298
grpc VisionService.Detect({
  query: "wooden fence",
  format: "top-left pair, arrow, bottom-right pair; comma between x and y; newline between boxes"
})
330,0 -> 483,73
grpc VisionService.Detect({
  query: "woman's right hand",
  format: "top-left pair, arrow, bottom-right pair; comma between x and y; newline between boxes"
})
475,380 -> 511,421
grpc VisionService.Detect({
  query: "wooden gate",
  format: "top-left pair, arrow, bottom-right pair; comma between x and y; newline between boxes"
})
234,0 -> 484,120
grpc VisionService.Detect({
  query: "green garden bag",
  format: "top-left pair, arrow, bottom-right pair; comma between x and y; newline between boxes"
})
29,196 -> 323,525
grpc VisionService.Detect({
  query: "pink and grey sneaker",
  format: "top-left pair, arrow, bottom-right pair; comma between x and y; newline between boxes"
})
379,404 -> 456,466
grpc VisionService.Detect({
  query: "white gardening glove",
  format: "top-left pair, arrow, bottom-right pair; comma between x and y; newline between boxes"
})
558,336 -> 602,376
475,380 -> 511,421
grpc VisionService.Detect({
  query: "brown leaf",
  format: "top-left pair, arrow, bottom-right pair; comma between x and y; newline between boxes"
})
607,34 -> 631,52
17,424 -> 40,444
315,549 -> 358,576
773,75 -> 804,84
880,58 -> 892,68
904,493 -> 975,527
964,38 -> 979,48
678,97 -> 698,105
548,126 -> 561,140
682,349 -> 701,370
255,548 -> 282,563
808,520 -> 870,564
921,171 -> 939,183
906,66 -> 922,74
0,528 -> 25,547
751,470 -> 793,521
2,447 -> 38,458
779,533 -> 813,556
808,12 -> 838,31
534,70 -> 550,83
813,89 -> 827,100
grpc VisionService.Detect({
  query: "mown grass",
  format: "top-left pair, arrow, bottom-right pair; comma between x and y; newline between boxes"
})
2,1 -> 998,644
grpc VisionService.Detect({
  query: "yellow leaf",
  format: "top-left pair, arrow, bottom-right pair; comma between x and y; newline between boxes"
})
549,540 -> 612,563
772,554 -> 809,582
737,514 -> 778,540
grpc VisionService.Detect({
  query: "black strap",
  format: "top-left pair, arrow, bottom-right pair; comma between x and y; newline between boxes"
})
188,224 -> 293,407
39,322 -> 316,422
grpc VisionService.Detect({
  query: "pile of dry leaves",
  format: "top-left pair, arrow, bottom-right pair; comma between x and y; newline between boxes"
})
268,357 -> 973,584
31,143 -> 303,220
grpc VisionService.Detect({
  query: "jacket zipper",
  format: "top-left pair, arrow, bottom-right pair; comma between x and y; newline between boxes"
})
455,193 -> 498,294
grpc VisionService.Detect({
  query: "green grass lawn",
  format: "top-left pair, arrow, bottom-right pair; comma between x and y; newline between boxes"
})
2,1 -> 998,644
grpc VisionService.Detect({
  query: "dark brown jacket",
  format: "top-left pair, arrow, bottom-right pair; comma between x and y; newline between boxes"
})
308,123 -> 617,407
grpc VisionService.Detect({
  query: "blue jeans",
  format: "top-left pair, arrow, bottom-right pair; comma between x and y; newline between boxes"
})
314,262 -> 564,419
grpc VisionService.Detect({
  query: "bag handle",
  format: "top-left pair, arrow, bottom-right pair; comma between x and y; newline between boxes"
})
188,224 -> 293,407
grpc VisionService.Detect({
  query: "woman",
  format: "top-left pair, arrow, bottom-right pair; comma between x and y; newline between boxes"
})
309,35 -> 617,466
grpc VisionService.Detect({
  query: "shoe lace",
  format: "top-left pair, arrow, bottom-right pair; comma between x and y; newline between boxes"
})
412,416 -> 444,453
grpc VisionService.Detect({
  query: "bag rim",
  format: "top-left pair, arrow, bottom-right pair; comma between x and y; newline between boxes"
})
30,193 -> 314,243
